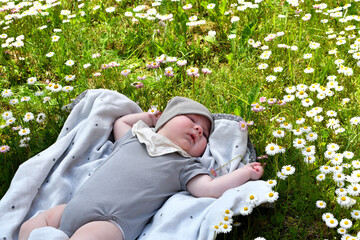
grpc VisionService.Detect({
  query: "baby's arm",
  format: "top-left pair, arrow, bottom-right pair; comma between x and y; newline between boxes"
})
113,112 -> 159,141
187,162 -> 264,198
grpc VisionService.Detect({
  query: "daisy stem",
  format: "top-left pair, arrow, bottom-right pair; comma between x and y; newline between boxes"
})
192,76 -> 195,99
215,154 -> 244,172
288,51 -> 293,83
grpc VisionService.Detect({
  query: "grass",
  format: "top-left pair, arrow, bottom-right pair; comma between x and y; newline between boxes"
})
1,0 -> 360,239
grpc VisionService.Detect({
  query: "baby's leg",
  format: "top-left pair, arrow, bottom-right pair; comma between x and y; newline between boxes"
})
19,204 -> 66,240
70,221 -> 123,240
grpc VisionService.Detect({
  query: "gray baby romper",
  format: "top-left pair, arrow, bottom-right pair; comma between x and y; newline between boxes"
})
59,130 -> 209,240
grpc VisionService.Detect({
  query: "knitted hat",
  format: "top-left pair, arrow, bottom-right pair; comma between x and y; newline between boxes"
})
154,96 -> 214,134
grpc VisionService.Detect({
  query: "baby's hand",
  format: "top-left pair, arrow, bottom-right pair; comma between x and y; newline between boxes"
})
244,162 -> 265,180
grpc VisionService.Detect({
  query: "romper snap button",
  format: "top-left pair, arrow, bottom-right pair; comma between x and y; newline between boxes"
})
112,216 -> 117,221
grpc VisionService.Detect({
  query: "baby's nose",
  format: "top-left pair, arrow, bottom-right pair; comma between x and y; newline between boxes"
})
194,125 -> 203,136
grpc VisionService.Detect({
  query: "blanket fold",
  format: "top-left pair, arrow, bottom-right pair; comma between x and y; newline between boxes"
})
0,89 -> 273,240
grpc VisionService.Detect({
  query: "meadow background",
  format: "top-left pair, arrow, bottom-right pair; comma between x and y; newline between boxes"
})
1,0 -> 360,239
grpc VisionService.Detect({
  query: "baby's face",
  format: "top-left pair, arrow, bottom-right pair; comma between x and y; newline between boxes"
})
157,114 -> 211,157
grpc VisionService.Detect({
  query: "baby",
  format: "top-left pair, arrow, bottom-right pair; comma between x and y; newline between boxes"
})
19,96 -> 264,240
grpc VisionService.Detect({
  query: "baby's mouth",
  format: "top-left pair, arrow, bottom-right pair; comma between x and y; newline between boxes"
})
189,133 -> 196,143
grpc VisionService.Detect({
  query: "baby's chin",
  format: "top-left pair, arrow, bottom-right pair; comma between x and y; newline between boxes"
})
187,149 -> 206,157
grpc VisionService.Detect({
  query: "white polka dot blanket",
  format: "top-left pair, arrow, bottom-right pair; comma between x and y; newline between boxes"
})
0,89 -> 273,240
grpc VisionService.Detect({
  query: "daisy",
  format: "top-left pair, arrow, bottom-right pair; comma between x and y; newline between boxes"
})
43,96 -> 51,103
18,128 -> 30,136
331,157 -> 343,166
121,69 -> 131,76
267,98 -> 277,105
350,210 -> 360,220
83,63 -> 91,68
50,83 -> 62,92
322,212 -> 334,222
65,60 -> 75,66
347,184 -> 360,196
327,118 -> 340,128
277,171 -> 287,180
285,86 -> 296,94
306,132 -> 318,141
251,104 -> 265,112
5,117 -> 15,125
239,205 -> 253,215
326,110 -> 337,117
266,75 -> 276,82
207,3 -> 216,9
246,194 -> 259,205
0,145 -> 10,153
309,41 -> 320,49
313,115 -> 324,122
239,121 -> 248,131
212,224 -> 222,234
327,81 -> 338,89
2,111 -> 13,120
281,165 -> 295,175
51,35 -> 60,42
316,92 -> 326,100
276,117 -> 285,123
325,218 -> 338,228
164,68 -> 174,77
350,117 -> 360,125
130,82 -> 144,88
105,7 -> 116,13
283,95 -> 295,102
316,200 -> 326,209
46,52 -> 54,57
295,90 -> 308,99
296,118 -> 305,124
230,16 -> 240,23
265,143 -> 279,156
266,179 -> 277,188
352,160 -> 360,169
64,75 -> 75,81
316,174 -> 326,181
23,112 -> 34,122
186,67 -> 199,76
303,155 -> 315,164
273,66 -> 283,72
266,191 -> 279,203
309,83 -> 320,92
293,138 -> 306,149
182,4 -> 192,10
340,219 -> 352,229
21,96 -> 31,102
62,86 -> 74,92
1,89 -> 13,98
101,64 -> 109,69
258,63 -> 268,69
327,143 -> 340,152
337,228 -> 347,235
304,67 -> 314,73
273,130 -> 284,138
303,53 -> 312,59
280,122 -> 292,130
176,60 -> 187,66
302,146 -> 315,156
301,98 -> 314,107
333,173 -> 346,183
